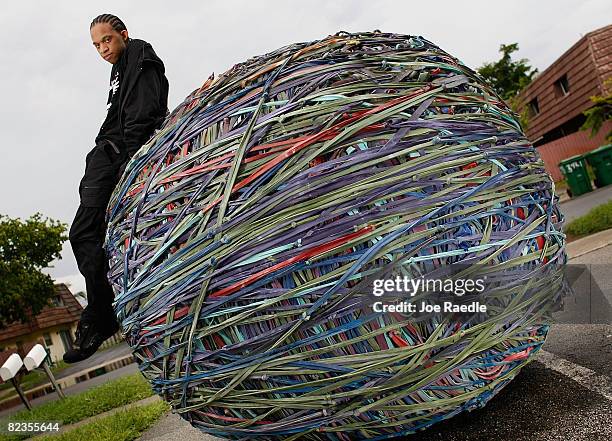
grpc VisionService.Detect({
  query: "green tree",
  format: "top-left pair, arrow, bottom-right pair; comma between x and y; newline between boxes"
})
0,213 -> 67,328
581,78 -> 612,142
477,43 -> 538,100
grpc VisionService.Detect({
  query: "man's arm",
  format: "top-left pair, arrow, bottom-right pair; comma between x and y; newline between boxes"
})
122,65 -> 164,157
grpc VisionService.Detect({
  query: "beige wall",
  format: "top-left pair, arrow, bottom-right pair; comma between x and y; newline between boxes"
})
45,325 -> 75,362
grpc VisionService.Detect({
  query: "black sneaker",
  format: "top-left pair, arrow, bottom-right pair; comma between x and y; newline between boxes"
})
62,319 -> 120,364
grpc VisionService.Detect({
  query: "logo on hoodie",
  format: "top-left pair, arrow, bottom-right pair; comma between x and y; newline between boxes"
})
107,71 -> 120,112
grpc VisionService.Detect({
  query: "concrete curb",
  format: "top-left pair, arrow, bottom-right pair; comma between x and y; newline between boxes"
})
558,189 -> 570,204
567,228 -> 612,260
137,411 -> 221,441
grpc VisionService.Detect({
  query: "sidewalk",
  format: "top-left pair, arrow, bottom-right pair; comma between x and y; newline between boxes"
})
53,343 -> 132,380
137,412 -> 219,441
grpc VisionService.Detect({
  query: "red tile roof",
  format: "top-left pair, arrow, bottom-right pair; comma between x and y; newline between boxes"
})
0,284 -> 83,343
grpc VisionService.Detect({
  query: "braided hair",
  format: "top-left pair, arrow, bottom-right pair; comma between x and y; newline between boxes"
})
90,14 -> 128,35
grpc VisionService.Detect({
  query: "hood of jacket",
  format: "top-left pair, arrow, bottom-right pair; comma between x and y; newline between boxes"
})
118,38 -> 165,105
122,38 -> 165,73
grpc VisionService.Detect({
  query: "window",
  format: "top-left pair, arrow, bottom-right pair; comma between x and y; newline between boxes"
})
528,97 -> 540,116
555,74 -> 570,96
44,333 -> 53,346
51,295 -> 64,307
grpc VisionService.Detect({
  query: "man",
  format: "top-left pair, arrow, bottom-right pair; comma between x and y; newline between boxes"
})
64,14 -> 169,363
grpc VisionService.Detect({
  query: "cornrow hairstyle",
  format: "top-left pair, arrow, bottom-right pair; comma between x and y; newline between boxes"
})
90,14 -> 128,33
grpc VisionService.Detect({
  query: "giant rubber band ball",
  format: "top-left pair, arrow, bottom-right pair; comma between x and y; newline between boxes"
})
104,31 -> 567,440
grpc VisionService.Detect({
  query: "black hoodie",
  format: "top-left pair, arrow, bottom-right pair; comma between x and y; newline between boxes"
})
79,38 -> 169,207
95,38 -> 169,157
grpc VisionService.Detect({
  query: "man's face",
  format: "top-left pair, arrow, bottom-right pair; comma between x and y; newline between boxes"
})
90,23 -> 129,65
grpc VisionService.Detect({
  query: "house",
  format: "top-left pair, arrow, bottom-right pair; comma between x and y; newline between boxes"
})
516,24 -> 611,181
0,284 -> 82,363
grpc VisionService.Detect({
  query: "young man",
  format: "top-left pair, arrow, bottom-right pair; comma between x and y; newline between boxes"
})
64,14 -> 169,363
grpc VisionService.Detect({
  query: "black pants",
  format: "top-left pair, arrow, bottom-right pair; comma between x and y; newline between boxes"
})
69,205 -> 117,328
69,143 -> 126,330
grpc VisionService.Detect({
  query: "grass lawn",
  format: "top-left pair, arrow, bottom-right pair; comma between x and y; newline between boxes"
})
0,373 -> 155,441
38,401 -> 170,441
565,199 -> 612,238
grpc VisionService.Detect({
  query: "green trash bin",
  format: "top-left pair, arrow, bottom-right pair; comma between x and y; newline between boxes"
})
584,144 -> 612,188
559,154 -> 593,197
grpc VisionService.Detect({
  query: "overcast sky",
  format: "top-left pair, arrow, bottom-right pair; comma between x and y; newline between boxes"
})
1,1 -> 610,293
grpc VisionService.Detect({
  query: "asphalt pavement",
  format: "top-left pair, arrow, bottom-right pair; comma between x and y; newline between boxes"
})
558,184 -> 612,223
